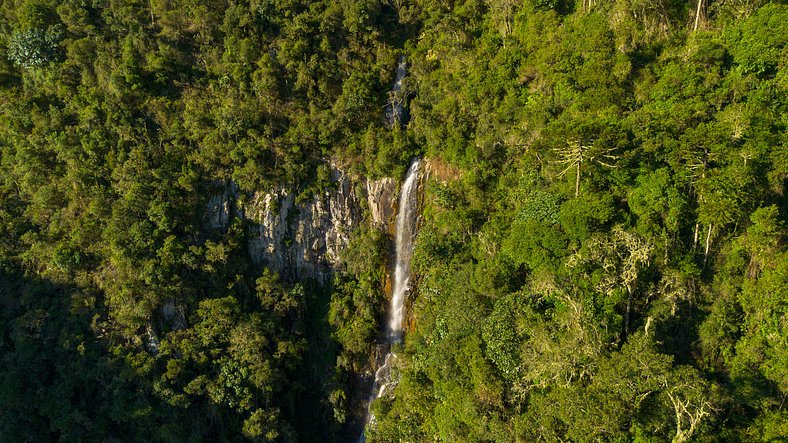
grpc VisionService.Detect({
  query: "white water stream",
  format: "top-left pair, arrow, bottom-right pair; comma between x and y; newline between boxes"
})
385,56 -> 408,128
388,159 -> 421,342
358,159 -> 421,442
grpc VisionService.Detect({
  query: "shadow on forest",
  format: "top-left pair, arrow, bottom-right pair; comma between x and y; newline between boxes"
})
0,268 -> 363,442
0,270 -> 250,440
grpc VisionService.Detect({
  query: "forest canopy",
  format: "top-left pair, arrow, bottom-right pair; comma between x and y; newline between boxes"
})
0,0 -> 785,441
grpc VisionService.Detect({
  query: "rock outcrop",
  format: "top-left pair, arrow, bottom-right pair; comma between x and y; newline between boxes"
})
205,163 -> 397,283
205,180 -> 239,231
366,177 -> 397,229
245,165 -> 362,282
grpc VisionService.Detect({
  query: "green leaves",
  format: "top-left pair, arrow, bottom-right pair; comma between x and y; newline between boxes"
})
518,188 -> 562,224
726,4 -> 788,78
481,292 -> 529,379
7,26 -> 63,69
0,0 -> 784,440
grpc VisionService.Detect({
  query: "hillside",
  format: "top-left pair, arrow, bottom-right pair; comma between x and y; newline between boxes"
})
0,0 -> 786,441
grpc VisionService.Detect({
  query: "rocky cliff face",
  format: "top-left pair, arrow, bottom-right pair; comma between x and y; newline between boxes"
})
366,177 -> 397,229
148,165 -> 396,353
205,181 -> 239,231
206,163 -> 397,283
244,165 -> 362,282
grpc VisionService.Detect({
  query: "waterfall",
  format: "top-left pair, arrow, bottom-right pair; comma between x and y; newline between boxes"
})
385,56 -> 408,128
358,159 -> 421,442
388,159 -> 421,342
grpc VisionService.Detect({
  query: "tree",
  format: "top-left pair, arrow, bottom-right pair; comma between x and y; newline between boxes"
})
568,226 -> 653,334
553,140 -> 617,198
629,168 -> 689,261
665,367 -> 718,443
485,0 -> 520,39
693,0 -> 707,32
7,26 -> 62,68
696,169 -> 749,266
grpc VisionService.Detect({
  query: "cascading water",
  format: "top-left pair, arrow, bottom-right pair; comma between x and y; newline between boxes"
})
385,56 -> 408,128
388,159 -> 421,343
358,159 -> 421,442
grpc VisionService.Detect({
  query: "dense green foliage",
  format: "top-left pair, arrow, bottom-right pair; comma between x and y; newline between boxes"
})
0,0 -> 785,441
0,0 -> 404,440
368,1 -> 787,442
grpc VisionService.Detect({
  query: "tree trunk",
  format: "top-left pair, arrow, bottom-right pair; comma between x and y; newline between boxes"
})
703,223 -> 713,268
693,0 -> 705,32
692,222 -> 700,250
150,7 -> 155,26
575,161 -> 581,198
625,285 -> 632,335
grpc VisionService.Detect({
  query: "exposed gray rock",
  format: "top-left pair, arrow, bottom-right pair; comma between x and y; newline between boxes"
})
160,299 -> 187,331
148,299 -> 187,354
205,180 -> 239,231
204,162 -> 398,283
246,189 -> 294,274
366,177 -> 397,228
